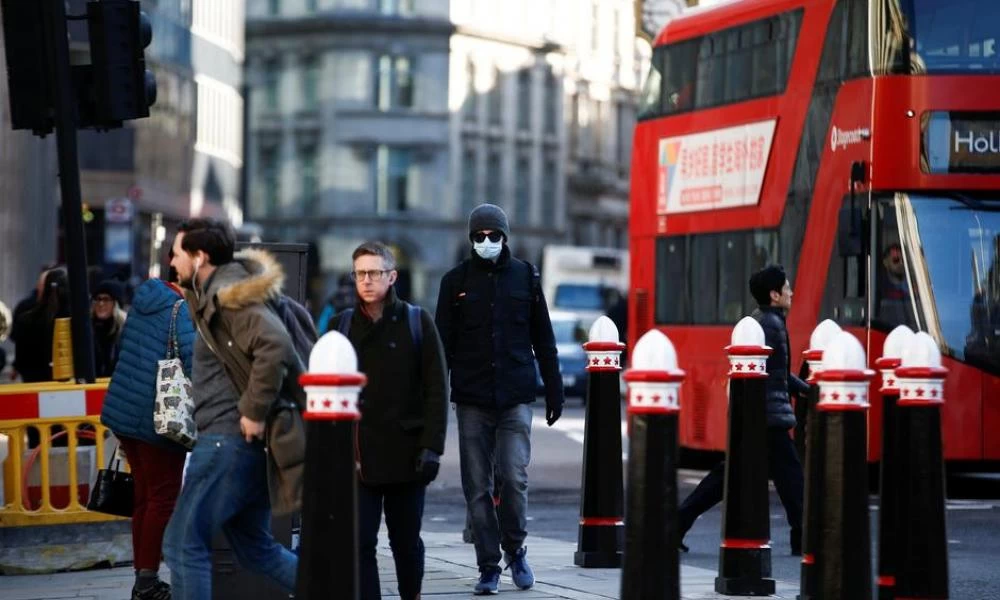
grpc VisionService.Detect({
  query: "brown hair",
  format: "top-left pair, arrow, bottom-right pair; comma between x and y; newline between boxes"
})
352,241 -> 397,270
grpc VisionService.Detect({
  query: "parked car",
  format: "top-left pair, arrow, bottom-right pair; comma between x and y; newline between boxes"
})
536,311 -> 589,400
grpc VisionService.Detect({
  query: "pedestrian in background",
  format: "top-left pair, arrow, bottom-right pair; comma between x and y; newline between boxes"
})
101,278 -> 195,600
677,264 -> 807,555
92,279 -> 127,378
11,266 -> 70,383
162,218 -> 300,599
332,241 -> 448,600
435,203 -> 564,594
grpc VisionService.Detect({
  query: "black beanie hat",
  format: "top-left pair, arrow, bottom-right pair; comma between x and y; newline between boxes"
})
749,265 -> 787,306
93,279 -> 125,306
468,203 -> 510,242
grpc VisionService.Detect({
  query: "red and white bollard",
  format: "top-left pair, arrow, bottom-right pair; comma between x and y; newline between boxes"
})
799,319 -> 842,600
893,332 -> 949,599
575,316 -> 626,568
296,332 -> 368,600
621,330 -> 685,600
874,325 -> 915,600
813,331 -> 874,600
716,317 -> 775,596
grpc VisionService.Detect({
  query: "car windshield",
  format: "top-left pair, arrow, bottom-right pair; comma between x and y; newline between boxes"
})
551,320 -> 580,344
554,284 -> 606,311
874,193 -> 1000,373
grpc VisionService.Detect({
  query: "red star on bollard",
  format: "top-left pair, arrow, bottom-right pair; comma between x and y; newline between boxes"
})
341,399 -> 350,408
309,400 -> 315,409
847,392 -> 857,401
651,395 -> 661,403
916,388 -> 925,397
931,388 -> 939,398
604,357 -> 613,365
323,399 -> 332,409
747,363 -> 757,371
831,392 -> 840,401
735,363 -> 744,371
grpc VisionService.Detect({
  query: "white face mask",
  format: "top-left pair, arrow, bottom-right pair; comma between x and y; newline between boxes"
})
473,240 -> 503,260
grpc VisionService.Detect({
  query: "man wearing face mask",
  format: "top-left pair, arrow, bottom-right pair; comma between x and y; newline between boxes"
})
435,203 -> 564,595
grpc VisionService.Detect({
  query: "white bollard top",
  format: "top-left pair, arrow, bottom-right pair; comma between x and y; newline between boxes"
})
730,316 -> 767,347
822,331 -> 867,371
589,315 -> 620,343
809,319 -> 842,352
308,331 -> 359,374
630,329 -> 679,372
882,325 -> 916,361
901,331 -> 942,368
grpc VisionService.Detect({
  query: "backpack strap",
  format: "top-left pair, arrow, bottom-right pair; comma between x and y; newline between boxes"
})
406,303 -> 422,349
336,309 -> 354,336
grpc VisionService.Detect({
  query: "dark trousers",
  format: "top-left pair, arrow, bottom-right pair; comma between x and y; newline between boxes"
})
118,437 -> 185,571
678,427 -> 804,544
359,481 -> 426,600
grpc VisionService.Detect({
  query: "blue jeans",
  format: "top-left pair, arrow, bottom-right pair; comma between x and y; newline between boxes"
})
163,434 -> 298,599
359,482 -> 426,600
456,404 -> 532,570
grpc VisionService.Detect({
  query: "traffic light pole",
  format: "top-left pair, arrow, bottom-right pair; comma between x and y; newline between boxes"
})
43,0 -> 96,382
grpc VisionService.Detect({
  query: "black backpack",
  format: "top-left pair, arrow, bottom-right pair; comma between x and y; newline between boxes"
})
336,303 -> 423,350
271,294 -> 319,369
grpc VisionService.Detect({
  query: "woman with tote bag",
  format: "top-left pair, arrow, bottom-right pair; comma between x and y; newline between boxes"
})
100,277 -> 195,600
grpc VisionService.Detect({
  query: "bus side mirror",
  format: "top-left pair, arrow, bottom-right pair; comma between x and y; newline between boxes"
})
838,205 -> 866,257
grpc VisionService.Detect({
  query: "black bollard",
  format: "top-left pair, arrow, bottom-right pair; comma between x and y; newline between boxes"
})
621,330 -> 685,600
875,325 -> 915,600
799,319 -> 842,600
575,317 -> 626,568
813,332 -> 873,600
296,335 -> 367,600
716,318 -> 775,596
893,332 -> 949,600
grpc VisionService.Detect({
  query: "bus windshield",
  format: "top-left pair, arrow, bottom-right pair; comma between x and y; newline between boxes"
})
895,0 -> 1000,73
875,193 -> 1000,374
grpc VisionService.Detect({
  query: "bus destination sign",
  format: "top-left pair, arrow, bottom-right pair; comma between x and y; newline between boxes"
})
657,119 -> 777,215
923,111 -> 1000,174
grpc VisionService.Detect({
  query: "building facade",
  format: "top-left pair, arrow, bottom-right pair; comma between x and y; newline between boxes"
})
245,0 -> 642,307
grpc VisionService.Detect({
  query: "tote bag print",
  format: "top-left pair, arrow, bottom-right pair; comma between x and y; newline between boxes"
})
154,300 -> 197,448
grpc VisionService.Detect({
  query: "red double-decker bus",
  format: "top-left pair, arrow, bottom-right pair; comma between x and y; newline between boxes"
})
629,0 -> 1000,465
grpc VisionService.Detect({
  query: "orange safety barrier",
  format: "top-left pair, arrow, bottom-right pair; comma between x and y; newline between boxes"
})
0,382 -> 126,527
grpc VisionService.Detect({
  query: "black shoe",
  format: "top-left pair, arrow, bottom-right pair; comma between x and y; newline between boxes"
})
133,580 -> 171,600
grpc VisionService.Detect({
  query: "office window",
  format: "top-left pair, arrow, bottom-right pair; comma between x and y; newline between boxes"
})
463,60 -> 478,122
517,69 -> 531,131
541,155 -> 557,224
376,56 -> 414,111
306,0 -> 317,11
259,145 -> 279,216
485,151 -> 502,204
268,0 -> 280,16
380,0 -> 415,16
591,2 -> 600,53
301,55 -> 319,110
376,146 -> 413,212
263,58 -> 280,111
488,68 -> 503,125
299,145 -> 318,210
515,153 -> 531,223
544,69 -> 558,134
461,147 -> 478,214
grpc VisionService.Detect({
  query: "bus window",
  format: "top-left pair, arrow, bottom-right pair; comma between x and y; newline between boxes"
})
638,47 -> 664,120
892,0 -> 1000,74
664,39 -> 699,114
873,198 -> 918,332
656,230 -> 779,325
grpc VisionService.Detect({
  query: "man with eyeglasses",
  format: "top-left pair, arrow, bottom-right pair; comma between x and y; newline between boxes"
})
332,241 -> 448,600
435,203 -> 564,594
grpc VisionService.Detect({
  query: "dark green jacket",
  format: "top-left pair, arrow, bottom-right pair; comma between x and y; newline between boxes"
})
185,249 -> 306,515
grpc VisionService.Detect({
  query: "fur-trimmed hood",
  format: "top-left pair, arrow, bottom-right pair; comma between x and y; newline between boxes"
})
203,248 -> 285,311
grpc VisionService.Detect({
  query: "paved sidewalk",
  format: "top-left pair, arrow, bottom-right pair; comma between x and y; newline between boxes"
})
0,531 -> 798,599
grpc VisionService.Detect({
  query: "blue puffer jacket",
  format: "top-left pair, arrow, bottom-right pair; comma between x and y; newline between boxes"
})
101,279 -> 195,450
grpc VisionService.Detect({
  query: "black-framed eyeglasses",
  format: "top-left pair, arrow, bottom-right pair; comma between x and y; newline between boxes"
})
472,231 -> 503,243
350,269 -> 390,282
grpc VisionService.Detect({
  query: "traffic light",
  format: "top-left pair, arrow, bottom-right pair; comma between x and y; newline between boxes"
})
86,0 -> 157,124
0,0 -> 54,134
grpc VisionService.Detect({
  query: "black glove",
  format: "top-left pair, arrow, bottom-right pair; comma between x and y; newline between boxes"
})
415,448 -> 441,484
546,403 -> 563,426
